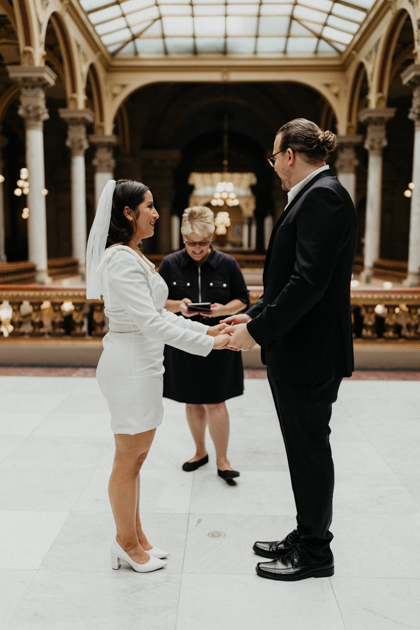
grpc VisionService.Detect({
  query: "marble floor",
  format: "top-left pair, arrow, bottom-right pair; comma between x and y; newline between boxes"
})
0,375 -> 419,630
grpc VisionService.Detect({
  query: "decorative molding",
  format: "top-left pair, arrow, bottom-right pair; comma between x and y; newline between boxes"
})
359,107 -> 395,154
89,134 -> 118,172
59,108 -> 94,156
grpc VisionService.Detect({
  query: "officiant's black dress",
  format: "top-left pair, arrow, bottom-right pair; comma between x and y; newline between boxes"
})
159,247 -> 249,404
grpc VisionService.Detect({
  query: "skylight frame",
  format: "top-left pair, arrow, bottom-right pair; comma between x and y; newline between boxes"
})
79,0 -> 374,57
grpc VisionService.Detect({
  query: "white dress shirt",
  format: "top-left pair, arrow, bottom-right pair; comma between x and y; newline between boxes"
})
285,164 -> 330,209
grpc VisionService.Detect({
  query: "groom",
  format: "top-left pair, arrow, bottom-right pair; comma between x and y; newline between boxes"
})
225,118 -> 357,581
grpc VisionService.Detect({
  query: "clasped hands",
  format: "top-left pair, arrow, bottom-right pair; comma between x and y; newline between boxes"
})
206,314 -> 256,351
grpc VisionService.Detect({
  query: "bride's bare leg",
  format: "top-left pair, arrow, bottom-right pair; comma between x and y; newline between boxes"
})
135,473 -> 152,550
109,429 -> 156,564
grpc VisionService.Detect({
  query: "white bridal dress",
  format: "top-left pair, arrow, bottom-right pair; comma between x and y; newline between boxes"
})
96,245 -> 214,434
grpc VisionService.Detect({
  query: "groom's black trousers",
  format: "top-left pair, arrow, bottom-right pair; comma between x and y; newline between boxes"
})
267,370 -> 342,559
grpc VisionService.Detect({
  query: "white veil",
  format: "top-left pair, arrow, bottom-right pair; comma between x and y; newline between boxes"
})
86,179 -> 116,299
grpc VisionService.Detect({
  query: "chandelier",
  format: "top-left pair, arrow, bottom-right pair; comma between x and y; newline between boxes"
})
13,168 -> 48,219
215,211 -> 231,235
211,113 -> 239,209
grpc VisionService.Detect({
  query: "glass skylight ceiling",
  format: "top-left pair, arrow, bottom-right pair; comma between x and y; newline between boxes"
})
80,0 -> 375,57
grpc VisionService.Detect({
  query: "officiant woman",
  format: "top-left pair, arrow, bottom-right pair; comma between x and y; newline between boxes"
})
159,206 -> 249,481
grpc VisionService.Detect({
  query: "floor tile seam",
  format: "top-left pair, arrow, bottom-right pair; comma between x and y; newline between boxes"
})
330,576 -> 420,581
329,578 -> 350,630
2,569 -> 39,630
16,391 -> 73,443
68,465 -> 101,514
35,512 -> 73,574
395,476 -> 420,509
174,562 -> 187,629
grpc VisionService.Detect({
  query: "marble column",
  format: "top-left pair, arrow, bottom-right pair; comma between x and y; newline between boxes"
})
7,65 -> 56,284
401,64 -> 420,286
59,109 -> 94,279
89,134 -> 117,209
335,135 -> 363,205
242,221 -> 249,249
264,215 -> 273,251
358,108 -> 395,283
0,135 -> 8,262
171,214 -> 180,251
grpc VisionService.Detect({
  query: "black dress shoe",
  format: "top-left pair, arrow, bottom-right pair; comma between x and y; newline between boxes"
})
256,546 -> 334,582
182,454 -> 209,472
253,529 -> 300,559
218,469 -> 240,480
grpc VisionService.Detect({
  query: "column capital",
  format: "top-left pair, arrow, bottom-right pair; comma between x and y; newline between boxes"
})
336,134 -> 364,147
359,108 -> 395,154
401,65 -> 420,128
89,134 -> 118,173
89,134 -> 118,148
7,65 -> 56,130
59,108 -> 94,156
336,134 -> 363,173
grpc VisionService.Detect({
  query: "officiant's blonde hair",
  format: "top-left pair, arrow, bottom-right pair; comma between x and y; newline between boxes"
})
181,206 -> 215,238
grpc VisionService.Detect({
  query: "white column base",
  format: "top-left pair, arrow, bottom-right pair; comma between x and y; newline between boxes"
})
403,272 -> 420,287
35,269 -> 52,285
361,267 -> 373,284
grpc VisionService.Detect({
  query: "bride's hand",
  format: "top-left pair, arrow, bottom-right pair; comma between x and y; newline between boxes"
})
206,323 -> 231,337
213,333 -> 233,349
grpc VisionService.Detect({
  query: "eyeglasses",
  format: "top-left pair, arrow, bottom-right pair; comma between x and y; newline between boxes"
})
183,239 -> 212,247
267,148 -> 290,168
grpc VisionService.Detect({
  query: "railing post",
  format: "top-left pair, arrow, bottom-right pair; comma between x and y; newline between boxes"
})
383,305 -> 399,339
404,305 -> 420,339
9,301 -> 24,336
71,302 -> 86,337
91,303 -> 106,337
50,301 -> 65,337
362,305 -> 377,338
30,301 -> 44,337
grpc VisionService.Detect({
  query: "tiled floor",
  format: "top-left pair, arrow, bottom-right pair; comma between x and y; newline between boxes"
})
0,376 -> 419,629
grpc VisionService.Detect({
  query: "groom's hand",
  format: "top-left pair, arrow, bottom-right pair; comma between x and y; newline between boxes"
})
221,313 -> 251,326
227,323 -> 256,351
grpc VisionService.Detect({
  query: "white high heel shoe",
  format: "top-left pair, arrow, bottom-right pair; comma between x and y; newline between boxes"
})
147,546 -> 169,559
110,540 -> 167,573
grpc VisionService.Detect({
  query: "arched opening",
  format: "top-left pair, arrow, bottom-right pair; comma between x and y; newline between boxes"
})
379,14 -> 415,262
112,81 -> 337,254
0,8 -> 27,261
42,18 -> 72,259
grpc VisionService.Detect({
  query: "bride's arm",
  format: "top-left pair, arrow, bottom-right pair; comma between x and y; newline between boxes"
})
108,252 -> 214,356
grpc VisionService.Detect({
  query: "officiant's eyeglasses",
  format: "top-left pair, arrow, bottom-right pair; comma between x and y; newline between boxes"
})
267,148 -> 291,167
184,239 -> 212,247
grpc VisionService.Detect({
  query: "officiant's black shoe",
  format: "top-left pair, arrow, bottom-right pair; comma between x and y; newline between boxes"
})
218,469 -> 240,480
182,455 -> 208,472
253,529 -> 300,559
256,546 -> 334,582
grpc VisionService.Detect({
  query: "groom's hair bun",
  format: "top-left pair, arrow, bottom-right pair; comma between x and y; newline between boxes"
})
107,179 -> 149,247
277,119 -> 337,164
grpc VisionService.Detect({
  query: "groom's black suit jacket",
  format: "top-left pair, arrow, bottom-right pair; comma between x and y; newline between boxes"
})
247,168 -> 357,383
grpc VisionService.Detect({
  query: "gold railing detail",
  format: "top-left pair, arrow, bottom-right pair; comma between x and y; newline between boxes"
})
0,285 -> 105,339
0,285 -> 419,342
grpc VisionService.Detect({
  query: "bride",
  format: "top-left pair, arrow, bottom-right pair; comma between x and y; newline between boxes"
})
86,179 -> 231,574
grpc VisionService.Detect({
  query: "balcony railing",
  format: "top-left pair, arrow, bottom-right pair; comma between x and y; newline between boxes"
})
0,284 -> 419,341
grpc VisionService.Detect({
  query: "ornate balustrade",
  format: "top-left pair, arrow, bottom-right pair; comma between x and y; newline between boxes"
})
249,286 -> 420,341
0,284 -> 419,342
0,285 -> 105,339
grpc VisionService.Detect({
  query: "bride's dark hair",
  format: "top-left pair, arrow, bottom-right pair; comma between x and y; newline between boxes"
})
106,179 -> 150,247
